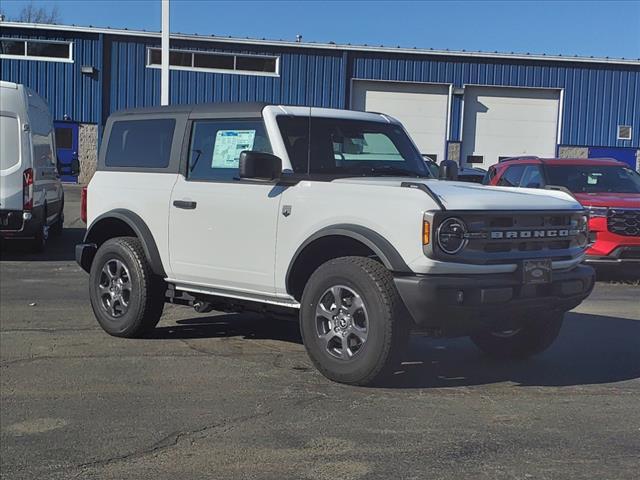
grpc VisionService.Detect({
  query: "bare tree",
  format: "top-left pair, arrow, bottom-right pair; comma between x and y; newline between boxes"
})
16,1 -> 60,24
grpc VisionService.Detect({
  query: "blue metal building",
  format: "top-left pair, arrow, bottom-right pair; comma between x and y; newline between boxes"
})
1,21 -> 638,180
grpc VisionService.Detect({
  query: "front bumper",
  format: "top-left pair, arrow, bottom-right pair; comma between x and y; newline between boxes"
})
585,246 -> 640,265
586,217 -> 640,264
394,264 -> 595,336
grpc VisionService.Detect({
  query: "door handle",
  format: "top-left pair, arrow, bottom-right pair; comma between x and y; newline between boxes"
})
173,200 -> 197,210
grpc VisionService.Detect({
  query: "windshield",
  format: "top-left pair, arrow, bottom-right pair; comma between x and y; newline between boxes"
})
546,165 -> 640,194
277,116 -> 430,177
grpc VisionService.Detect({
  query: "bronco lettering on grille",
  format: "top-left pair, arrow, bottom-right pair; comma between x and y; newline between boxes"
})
490,229 -> 580,239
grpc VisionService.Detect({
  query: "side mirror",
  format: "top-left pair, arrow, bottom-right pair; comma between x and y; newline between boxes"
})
238,151 -> 282,180
438,160 -> 459,181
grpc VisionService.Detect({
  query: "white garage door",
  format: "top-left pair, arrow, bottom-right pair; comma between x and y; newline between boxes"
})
351,80 -> 449,162
461,86 -> 560,169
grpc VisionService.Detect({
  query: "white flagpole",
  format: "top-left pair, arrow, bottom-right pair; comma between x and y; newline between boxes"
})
161,0 -> 170,106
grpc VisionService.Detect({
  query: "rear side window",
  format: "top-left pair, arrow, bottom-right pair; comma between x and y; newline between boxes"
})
519,165 -> 545,188
0,115 -> 20,170
498,165 -> 526,187
187,119 -> 272,181
105,119 -> 175,168
482,166 -> 496,185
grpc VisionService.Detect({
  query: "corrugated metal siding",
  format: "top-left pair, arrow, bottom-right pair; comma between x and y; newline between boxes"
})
0,29 -> 102,123
108,39 -> 345,113
352,54 -> 640,148
2,26 -> 638,150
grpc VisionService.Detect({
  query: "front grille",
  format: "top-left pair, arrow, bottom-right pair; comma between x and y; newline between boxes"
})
478,212 -> 584,257
619,248 -> 640,260
607,209 -> 640,237
429,210 -> 588,265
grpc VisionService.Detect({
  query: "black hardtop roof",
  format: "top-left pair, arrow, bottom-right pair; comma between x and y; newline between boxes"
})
111,102 -> 269,117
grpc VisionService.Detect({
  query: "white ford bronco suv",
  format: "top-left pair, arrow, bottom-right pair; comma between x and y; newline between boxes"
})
77,103 -> 595,386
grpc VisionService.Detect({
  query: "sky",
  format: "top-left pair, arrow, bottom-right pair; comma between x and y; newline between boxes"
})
1,0 -> 639,59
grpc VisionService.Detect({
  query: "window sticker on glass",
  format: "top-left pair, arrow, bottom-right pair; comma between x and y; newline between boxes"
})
587,173 -> 602,185
211,130 -> 256,168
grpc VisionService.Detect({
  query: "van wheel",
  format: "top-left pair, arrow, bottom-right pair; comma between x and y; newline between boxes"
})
30,220 -> 48,253
89,237 -> 165,338
470,312 -> 564,359
300,256 -> 409,386
50,200 -> 64,236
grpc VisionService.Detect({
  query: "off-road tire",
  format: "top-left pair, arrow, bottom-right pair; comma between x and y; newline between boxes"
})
89,236 -> 165,338
470,312 -> 565,359
300,256 -> 409,386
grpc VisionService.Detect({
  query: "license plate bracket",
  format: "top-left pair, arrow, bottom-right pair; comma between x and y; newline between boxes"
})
522,259 -> 552,284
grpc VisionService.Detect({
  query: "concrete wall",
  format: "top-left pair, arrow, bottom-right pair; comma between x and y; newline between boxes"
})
558,146 -> 588,159
78,123 -> 98,185
559,145 -> 640,171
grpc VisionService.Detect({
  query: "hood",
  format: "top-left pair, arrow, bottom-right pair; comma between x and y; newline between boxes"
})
573,192 -> 640,208
331,177 -> 583,211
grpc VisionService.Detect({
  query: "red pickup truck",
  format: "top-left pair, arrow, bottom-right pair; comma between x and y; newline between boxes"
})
484,157 -> 640,266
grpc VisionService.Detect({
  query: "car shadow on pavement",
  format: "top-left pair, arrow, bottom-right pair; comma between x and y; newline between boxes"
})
150,313 -> 303,344
594,265 -> 640,285
150,311 -> 639,389
0,227 -> 85,262
385,312 -> 640,389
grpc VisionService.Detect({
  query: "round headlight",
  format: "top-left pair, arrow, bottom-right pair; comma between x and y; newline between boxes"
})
437,217 -> 468,254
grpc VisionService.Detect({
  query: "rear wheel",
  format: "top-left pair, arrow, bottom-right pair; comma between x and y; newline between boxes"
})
300,256 -> 409,386
470,312 -> 565,359
29,217 -> 48,253
50,199 -> 64,236
89,237 -> 165,338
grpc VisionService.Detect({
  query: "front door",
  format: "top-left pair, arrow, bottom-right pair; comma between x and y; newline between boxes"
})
54,121 -> 79,183
168,118 -> 282,297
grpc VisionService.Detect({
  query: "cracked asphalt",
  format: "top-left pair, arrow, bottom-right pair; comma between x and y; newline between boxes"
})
1,185 -> 639,480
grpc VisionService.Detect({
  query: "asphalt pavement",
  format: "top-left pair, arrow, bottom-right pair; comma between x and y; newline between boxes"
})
1,185 -> 638,480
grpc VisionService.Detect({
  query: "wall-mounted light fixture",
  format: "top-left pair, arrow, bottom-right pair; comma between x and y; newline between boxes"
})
81,65 -> 97,75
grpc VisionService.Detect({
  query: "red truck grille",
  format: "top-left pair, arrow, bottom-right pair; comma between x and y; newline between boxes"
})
607,209 -> 640,237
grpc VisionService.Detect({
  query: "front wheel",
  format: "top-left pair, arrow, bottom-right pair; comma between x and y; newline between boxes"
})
300,256 -> 409,386
89,237 -> 165,338
470,312 -> 565,359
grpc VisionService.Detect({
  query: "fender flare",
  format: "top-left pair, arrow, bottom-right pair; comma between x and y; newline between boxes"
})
285,224 -> 411,289
84,209 -> 166,277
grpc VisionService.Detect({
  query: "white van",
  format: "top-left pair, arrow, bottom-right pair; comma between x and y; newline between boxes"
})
0,81 -> 70,251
